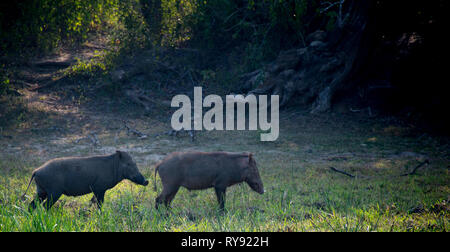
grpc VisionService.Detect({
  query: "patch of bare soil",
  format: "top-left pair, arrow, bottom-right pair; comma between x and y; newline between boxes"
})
1,40 -> 449,183
9,40 -> 106,91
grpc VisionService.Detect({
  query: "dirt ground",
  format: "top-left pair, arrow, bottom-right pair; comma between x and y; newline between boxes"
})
0,46 -> 448,232
2,44 -> 449,179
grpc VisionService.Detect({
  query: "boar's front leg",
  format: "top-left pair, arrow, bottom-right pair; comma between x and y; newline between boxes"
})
90,195 -> 97,205
214,186 -> 227,211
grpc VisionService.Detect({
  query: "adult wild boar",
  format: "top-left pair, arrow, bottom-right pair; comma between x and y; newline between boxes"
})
22,150 -> 149,210
153,151 -> 264,210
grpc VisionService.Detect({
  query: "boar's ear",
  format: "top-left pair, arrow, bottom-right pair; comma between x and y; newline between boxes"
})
248,153 -> 254,163
116,150 -> 122,159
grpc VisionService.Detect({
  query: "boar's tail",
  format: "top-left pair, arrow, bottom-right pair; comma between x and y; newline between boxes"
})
153,165 -> 159,192
21,172 -> 36,200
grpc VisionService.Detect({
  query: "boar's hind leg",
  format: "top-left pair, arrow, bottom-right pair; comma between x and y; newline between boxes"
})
214,187 -> 227,211
29,188 -> 47,210
42,191 -> 62,210
165,187 -> 179,207
155,184 -> 180,209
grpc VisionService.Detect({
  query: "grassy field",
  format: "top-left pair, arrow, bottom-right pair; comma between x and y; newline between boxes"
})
0,96 -> 448,232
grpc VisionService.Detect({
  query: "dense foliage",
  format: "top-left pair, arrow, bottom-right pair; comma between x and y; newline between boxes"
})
0,0 -> 340,56
1,0 -> 114,53
1,1 -> 446,131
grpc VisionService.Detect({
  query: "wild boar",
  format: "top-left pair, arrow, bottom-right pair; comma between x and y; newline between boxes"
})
153,151 -> 264,210
22,150 -> 148,210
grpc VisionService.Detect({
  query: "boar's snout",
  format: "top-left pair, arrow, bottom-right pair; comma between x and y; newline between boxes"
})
130,174 -> 149,186
247,180 -> 264,195
245,154 -> 264,194
137,178 -> 149,186
257,186 -> 265,195
137,177 -> 149,186
253,184 -> 264,195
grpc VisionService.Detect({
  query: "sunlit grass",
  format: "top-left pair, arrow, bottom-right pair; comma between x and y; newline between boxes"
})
1,152 -> 448,231
0,105 -> 448,232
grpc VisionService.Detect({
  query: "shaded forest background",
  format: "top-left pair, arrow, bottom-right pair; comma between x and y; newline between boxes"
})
0,0 -> 447,133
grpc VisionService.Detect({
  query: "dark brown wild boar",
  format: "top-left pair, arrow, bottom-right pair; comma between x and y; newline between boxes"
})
22,151 -> 148,210
153,151 -> 264,210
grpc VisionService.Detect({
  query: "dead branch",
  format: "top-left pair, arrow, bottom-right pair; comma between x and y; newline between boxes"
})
329,166 -> 356,178
400,160 -> 430,176
88,132 -> 100,146
74,132 -> 100,146
330,159 -> 430,179
34,60 -> 73,68
11,79 -> 35,88
125,88 -> 153,112
29,75 -> 68,91
114,120 -> 147,144
122,120 -> 148,139
162,129 -> 196,142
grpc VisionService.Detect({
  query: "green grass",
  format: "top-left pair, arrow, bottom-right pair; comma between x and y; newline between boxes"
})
0,153 -> 448,232
0,107 -> 448,232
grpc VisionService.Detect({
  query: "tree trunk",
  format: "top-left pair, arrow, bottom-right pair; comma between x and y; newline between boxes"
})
242,0 -> 372,113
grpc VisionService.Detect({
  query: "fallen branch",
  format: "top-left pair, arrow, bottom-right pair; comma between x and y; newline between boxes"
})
28,75 -> 68,91
160,129 -> 196,142
330,159 -> 430,179
125,88 -> 153,112
88,133 -> 100,146
123,120 -> 148,139
74,132 -> 100,146
34,60 -> 73,68
11,79 -> 35,88
329,166 -> 356,178
400,160 -> 430,176
114,121 -> 147,144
